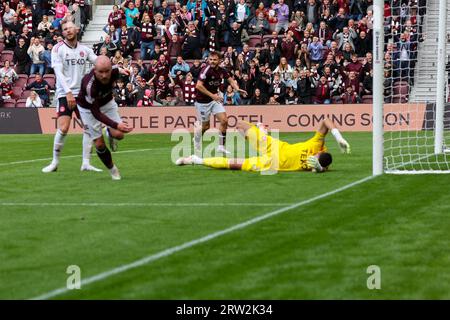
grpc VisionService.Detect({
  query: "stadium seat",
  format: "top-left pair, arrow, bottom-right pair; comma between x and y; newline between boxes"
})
12,86 -> 23,100
248,36 -> 263,47
14,76 -> 27,89
2,99 -> 16,108
15,99 -> 27,108
1,50 -> 13,63
20,90 -> 32,99
0,42 -> 4,52
362,95 -> 373,104
27,75 -> 37,86
43,74 -> 56,89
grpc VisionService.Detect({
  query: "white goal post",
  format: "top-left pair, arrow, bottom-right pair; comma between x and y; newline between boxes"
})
373,0 -> 450,175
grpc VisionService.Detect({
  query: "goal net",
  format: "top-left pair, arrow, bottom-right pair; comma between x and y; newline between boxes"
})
376,0 -> 450,174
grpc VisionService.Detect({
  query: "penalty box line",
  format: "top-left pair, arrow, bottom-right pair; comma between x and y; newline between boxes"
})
0,202 -> 294,207
30,175 -> 375,300
0,147 -> 168,167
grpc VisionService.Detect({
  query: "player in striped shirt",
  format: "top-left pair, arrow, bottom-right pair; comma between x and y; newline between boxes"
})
42,21 -> 101,173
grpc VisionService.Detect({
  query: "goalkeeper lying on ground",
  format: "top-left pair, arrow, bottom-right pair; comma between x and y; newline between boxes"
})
176,119 -> 351,173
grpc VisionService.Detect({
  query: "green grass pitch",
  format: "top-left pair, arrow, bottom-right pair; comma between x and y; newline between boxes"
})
0,132 -> 449,299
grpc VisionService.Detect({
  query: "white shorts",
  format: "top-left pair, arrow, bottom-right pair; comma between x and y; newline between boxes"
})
78,100 -> 122,140
195,100 -> 226,123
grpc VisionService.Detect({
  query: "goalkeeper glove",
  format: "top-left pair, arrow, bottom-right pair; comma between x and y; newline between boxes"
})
307,156 -> 324,173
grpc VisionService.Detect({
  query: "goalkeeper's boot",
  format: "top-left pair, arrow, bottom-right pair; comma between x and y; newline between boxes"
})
216,145 -> 231,155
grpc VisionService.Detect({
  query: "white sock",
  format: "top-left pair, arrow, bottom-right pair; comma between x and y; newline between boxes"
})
82,132 -> 93,166
194,121 -> 202,143
52,129 -> 67,165
331,128 -> 344,143
109,165 -> 118,174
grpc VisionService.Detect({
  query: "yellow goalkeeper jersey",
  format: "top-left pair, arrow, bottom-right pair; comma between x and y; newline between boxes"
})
241,125 -> 327,172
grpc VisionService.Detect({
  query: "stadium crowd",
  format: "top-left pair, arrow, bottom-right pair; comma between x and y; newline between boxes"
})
0,0 -> 426,107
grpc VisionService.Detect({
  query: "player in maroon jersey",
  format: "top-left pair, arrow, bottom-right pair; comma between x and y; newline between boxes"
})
76,56 -> 133,180
194,51 -> 247,154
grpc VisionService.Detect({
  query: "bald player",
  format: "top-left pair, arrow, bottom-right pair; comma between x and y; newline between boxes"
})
76,56 -> 133,180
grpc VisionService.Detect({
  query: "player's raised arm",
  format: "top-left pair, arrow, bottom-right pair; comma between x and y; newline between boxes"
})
227,76 -> 247,98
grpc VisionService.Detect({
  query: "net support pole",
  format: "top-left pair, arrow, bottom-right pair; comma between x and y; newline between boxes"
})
373,0 -> 384,176
435,0 -> 447,154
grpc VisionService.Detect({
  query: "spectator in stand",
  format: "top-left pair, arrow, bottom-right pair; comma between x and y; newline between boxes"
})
27,37 -> 46,76
249,12 -> 270,35
237,72 -> 254,105
269,72 -> 287,103
316,20 -> 333,47
314,75 -> 331,104
223,84 -> 242,106
235,0 -> 250,24
330,7 -> 349,32
26,90 -> 44,108
362,68 -> 373,96
296,69 -> 314,104
170,56 -> 190,79
179,72 -> 196,106
168,33 -> 184,58
52,0 -> 68,29
345,53 -> 363,76
250,88 -> 268,105
122,0 -> 140,29
341,86 -> 362,104
334,26 -> 358,50
13,38 -> 31,75
274,57 -> 293,82
342,71 -> 361,96
157,1 -> 172,20
355,30 -> 372,57
0,76 -> 13,100
37,15 -> 52,38
119,37 -> 133,59
135,13 -> 157,60
0,61 -> 18,84
2,4 -> 16,29
100,35 -> 118,57
107,5 -> 124,34
297,43 -> 311,70
3,29 -> 17,50
182,21 -> 201,59
306,0 -> 320,28
274,0 -> 290,33
200,27 -> 220,58
8,15 -> 23,38
114,79 -> 130,107
308,36 -> 324,65
281,31 -> 297,66
26,73 -> 50,106
107,25 -> 121,45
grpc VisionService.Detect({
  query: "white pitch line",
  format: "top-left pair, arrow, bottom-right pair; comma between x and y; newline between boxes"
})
30,175 -> 374,300
0,202 -> 292,207
0,148 -> 168,167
